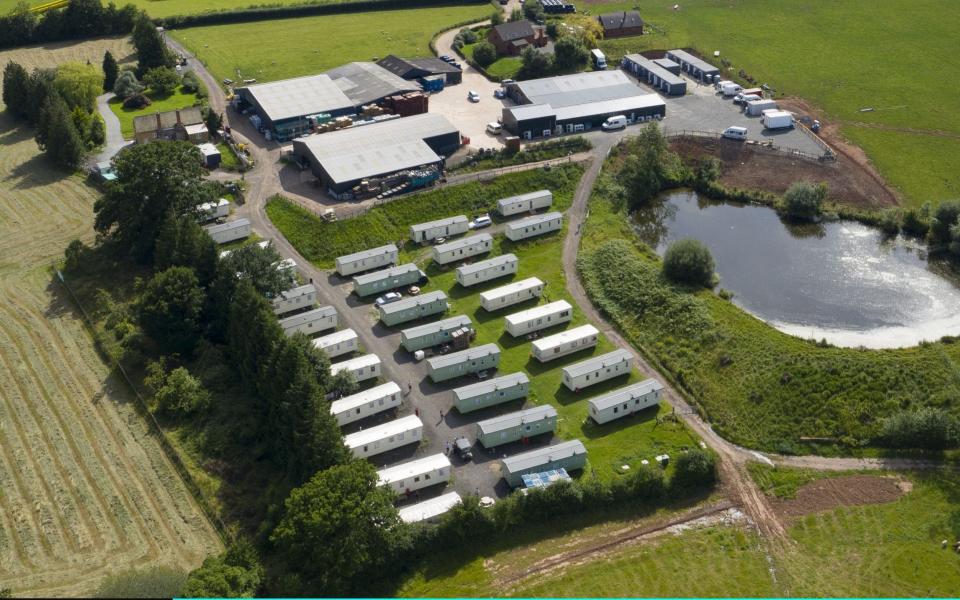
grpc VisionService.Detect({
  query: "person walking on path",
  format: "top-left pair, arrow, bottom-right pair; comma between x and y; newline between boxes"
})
438,410 -> 444,425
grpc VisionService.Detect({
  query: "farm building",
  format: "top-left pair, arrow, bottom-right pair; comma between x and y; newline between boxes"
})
497,190 -> 553,216
204,218 -> 251,244
432,233 -> 493,265
746,98 -> 778,116
400,315 -> 473,352
312,328 -> 359,359
505,300 -> 572,337
531,324 -> 600,362
343,414 -> 422,459
278,305 -> 337,337
196,198 -> 230,223
292,113 -> 461,197
330,353 -> 382,383
480,277 -> 545,312
330,381 -> 402,426
198,143 -> 221,169
487,20 -> 548,56
504,212 -> 563,241
664,49 -> 720,82
622,54 -> 687,96
378,291 -> 448,327
410,215 -> 469,243
500,440 -> 587,488
540,0 -> 575,14
476,405 -> 558,448
377,453 -> 451,495
455,253 -> 518,287
398,491 -> 462,524
335,244 -> 398,277
377,55 -> 463,85
452,372 -> 530,413
653,58 -> 681,74
561,348 -> 633,391
598,10 -> 644,38
426,343 -> 501,383
587,379 -> 663,424
132,107 -> 207,144
353,263 -> 424,297
271,284 -> 317,316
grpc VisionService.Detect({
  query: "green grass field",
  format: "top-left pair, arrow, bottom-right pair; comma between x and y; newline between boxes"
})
0,0 -> 389,18
108,87 -> 199,138
460,35 -> 522,81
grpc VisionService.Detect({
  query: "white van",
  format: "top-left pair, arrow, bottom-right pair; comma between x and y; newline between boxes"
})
601,115 -> 627,131
722,126 -> 748,140
720,82 -> 743,97
486,121 -> 502,135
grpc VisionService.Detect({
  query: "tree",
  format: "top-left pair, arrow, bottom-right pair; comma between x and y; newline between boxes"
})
617,122 -> 669,207
694,157 -> 722,186
94,566 -> 186,598
154,367 -> 210,416
878,408 -> 960,450
2,61 -> 30,118
878,208 -> 901,235
89,113 -> 106,146
220,242 -> 294,298
670,449 -> 717,492
184,541 -> 263,598
520,45 -> 552,78
490,8 -> 504,26
553,36 -> 589,71
142,66 -> 180,95
54,61 -> 103,112
102,50 -> 119,92
24,69 -> 55,125
138,267 -> 204,355
181,70 -> 206,98
472,41 -> 497,68
928,200 -> 960,249
522,0 -> 544,22
113,69 -> 143,99
63,239 -> 88,273
36,93 -> 85,169
226,280 -> 283,389
457,27 -> 478,44
154,212 -> 219,285
781,181 -> 826,220
901,203 -> 931,237
509,7 -> 524,21
132,13 -> 172,75
202,106 -> 222,136
663,239 -> 715,288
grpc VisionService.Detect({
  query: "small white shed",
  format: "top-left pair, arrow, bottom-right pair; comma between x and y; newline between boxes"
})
431,233 -> 493,265
330,381 -> 402,426
587,379 -> 663,424
455,254 -> 518,287
377,453 -> 451,494
335,244 -> 399,277
271,284 -> 317,316
480,277 -> 545,312
312,328 -> 359,359
343,414 -> 422,458
504,300 -> 572,337
497,189 -> 553,216
504,212 -> 562,241
204,218 -> 251,244
398,491 -> 462,524
531,324 -> 599,362
330,353 -> 381,383
561,348 -> 633,391
409,215 -> 469,243
278,305 -> 337,337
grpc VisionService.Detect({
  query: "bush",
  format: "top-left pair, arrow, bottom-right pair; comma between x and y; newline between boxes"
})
878,408 -> 960,450
94,566 -> 186,598
472,41 -> 497,68
143,67 -> 180,95
154,367 -> 211,416
780,181 -> 826,220
670,449 -> 718,492
878,207 -> 901,235
663,239 -> 715,288
553,36 -> 589,71
123,93 -> 151,109
458,27 -> 478,44
113,69 -> 143,99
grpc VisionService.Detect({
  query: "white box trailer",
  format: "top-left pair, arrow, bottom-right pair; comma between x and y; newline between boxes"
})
336,244 -> 398,277
400,315 -> 472,352
426,343 -> 501,383
330,381 -> 402,426
353,263 -> 423,297
204,218 -> 251,244
432,233 -> 493,265
410,215 -> 469,243
745,98 -> 777,116
330,353 -> 381,383
312,328 -> 359,359
398,491 -> 462,524
476,405 -> 558,448
377,453 -> 451,494
278,305 -> 337,337
588,379 -> 663,424
480,277 -> 545,312
344,414 -> 422,459
497,190 -> 553,216
761,109 -> 794,130
271,284 -> 317,316
561,348 -> 632,391
504,212 -> 563,241
505,300 -> 572,337
531,324 -> 599,363
455,253 -> 518,287
196,198 -> 231,222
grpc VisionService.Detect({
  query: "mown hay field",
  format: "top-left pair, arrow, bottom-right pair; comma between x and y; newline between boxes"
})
0,37 -> 221,597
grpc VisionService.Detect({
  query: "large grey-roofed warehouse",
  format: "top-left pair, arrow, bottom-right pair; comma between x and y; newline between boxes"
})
507,70 -> 643,108
238,74 -> 353,124
325,61 -> 420,107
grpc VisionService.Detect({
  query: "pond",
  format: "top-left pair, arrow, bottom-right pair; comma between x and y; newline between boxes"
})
631,190 -> 960,349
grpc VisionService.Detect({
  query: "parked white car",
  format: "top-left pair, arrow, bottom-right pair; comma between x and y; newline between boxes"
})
467,90 -> 480,102
375,292 -> 403,306
469,215 -> 492,229
486,122 -> 502,135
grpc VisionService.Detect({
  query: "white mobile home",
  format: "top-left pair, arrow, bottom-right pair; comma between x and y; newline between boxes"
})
275,257 -> 297,274
196,198 -> 231,222
480,277 -> 545,312
426,343 -> 501,383
353,263 -> 423,297
400,315 -> 472,352
330,381 -> 402,426
505,300 -> 572,337
504,212 -> 562,242
500,440 -> 588,488
343,414 -> 422,459
312,328 -> 360,359
455,254 -> 518,287
409,215 -> 469,243
561,348 -> 632,391
431,234 -> 493,265
497,190 -> 553,216
271,284 -> 317,316
452,372 -> 530,413
204,218 -> 251,244
330,353 -> 381,383
378,291 -> 448,327
531,324 -> 599,362
398,491 -> 462,524
588,379 -> 663,424
278,305 -> 337,336
476,405 -> 558,448
335,244 -> 398,277
377,453 -> 451,494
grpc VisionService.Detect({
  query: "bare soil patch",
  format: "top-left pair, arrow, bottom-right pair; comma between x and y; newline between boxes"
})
771,475 -> 907,520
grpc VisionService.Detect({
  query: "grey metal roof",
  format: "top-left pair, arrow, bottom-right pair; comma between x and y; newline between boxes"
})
514,70 -> 642,109
505,103 -> 556,122
562,348 -> 633,378
379,290 -> 447,315
554,94 -> 665,122
666,49 -> 720,74
343,414 -> 419,448
353,262 -> 421,285
338,244 -> 397,264
623,54 -> 685,87
653,57 -> 679,70
499,189 -> 552,206
278,305 -> 335,328
426,343 -> 499,370
453,372 -> 529,400
204,218 -> 250,234
434,233 -> 492,254
477,405 -> 557,436
239,74 -> 354,123
410,214 -> 468,233
457,253 -> 517,277
481,277 -> 543,301
505,211 -> 562,231
588,379 -> 664,411
379,55 -> 461,78
325,61 -> 419,107
491,20 -> 535,41
409,57 -> 461,74
275,283 -> 316,300
501,440 -> 586,472
400,315 -> 471,339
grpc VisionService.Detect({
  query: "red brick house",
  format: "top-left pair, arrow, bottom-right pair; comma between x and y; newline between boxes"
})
598,11 -> 644,38
487,20 -> 548,56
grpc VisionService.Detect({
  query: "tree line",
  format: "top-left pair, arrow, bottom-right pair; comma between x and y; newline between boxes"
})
0,0 -> 141,50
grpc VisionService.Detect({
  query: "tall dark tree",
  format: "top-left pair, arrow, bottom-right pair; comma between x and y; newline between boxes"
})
138,266 -> 205,355
202,107 -> 221,136
0,4 -> 37,49
36,93 -> 85,169
63,0 -> 107,39
154,211 -> 219,286
219,242 -> 294,298
553,36 -> 589,71
618,123 -> 669,207
24,69 -> 55,126
662,239 -> 715,288
2,61 -> 29,118
928,200 -> 960,249
102,50 -> 119,92
226,281 -> 283,392
184,540 -> 263,598
132,13 -> 172,75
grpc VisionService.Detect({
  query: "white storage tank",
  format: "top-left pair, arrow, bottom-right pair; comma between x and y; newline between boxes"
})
455,253 -> 518,287
398,491 -> 462,524
343,414 -> 422,458
330,353 -> 381,382
480,277 -> 545,312
278,305 -> 337,337
330,381 -> 403,426
497,190 -> 553,216
335,244 -> 399,277
561,348 -> 633,391
531,324 -> 599,362
409,215 -> 469,243
587,379 -> 664,424
312,328 -> 359,359
431,233 -> 493,265
377,453 -> 451,494
504,212 -> 562,241
504,300 -> 572,337
271,284 -> 317,316
204,218 -> 251,244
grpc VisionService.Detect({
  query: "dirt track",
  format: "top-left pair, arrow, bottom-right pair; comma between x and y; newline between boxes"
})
771,475 -> 908,521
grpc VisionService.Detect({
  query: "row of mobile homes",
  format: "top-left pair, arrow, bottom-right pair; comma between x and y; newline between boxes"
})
331,353 -> 381,383
205,218 -> 251,244
400,315 -> 472,352
313,328 -> 359,359
344,414 -> 422,459
497,190 -> 553,216
476,405 -> 558,449
271,284 -> 317,316
452,372 -> 530,413
426,343 -> 500,383
532,324 -> 599,362
432,234 -> 493,265
336,244 -> 398,277
588,379 -> 663,424
456,254 -> 518,287
480,277 -> 544,312
410,215 -> 469,243
196,198 -> 231,223
377,453 -> 451,495
398,491 -> 462,524
562,348 -> 633,391
505,300 -> 572,337
501,440 -> 587,488
330,381 -> 402,426
278,305 -> 337,337
504,212 -> 563,242
379,291 -> 448,326
353,263 -> 423,297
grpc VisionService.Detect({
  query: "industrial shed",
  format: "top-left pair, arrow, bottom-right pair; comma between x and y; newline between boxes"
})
377,453 -> 451,495
400,315 -> 472,352
344,414 -> 422,459
480,277 -> 544,312
399,491 -> 462,524
531,324 -> 600,362
378,291 -> 448,327
500,440 -> 587,488
622,54 -> 687,96
330,381 -> 402,426
236,74 -> 355,142
336,244 -> 398,276
497,190 -> 553,216
452,372 -> 530,413
278,305 -> 337,337
505,300 -> 572,337
377,55 -> 462,85
330,353 -> 382,383
456,254 -> 518,287
588,379 -> 663,424
432,233 -> 493,265
353,263 -> 423,297
426,343 -> 501,383
410,215 -> 469,243
504,212 -> 563,241
271,284 -> 317,316
325,61 -> 420,106
476,405 -> 558,448
561,348 -> 633,391
204,218 -> 250,244
312,328 -> 359,359
664,49 -> 720,82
